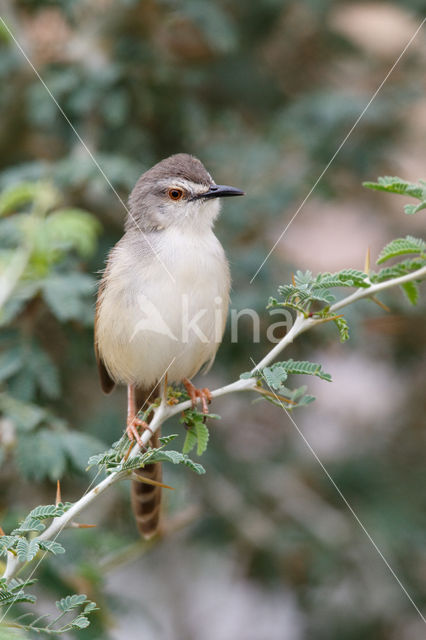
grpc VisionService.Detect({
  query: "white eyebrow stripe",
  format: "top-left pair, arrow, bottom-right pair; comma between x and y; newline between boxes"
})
160,179 -> 210,195
188,181 -> 211,194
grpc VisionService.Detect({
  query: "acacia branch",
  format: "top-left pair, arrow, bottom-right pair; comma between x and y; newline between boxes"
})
3,265 -> 425,582
329,265 -> 426,313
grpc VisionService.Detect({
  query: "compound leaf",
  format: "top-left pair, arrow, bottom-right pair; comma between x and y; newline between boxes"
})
377,236 -> 425,264
16,538 -> 39,562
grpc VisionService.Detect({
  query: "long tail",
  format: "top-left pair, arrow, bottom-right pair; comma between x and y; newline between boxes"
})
130,386 -> 162,539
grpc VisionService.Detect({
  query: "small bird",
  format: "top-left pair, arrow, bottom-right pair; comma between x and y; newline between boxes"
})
94,154 -> 244,538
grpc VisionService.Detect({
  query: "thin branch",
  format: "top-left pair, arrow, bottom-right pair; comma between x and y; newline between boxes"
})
2,265 -> 425,582
329,265 -> 426,313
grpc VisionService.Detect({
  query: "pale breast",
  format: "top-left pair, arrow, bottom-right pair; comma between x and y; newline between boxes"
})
95,228 -> 230,388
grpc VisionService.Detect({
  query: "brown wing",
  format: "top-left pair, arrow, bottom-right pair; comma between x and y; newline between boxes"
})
94,275 -> 115,394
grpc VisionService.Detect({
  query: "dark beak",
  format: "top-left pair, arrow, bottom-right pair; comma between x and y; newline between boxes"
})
196,184 -> 245,200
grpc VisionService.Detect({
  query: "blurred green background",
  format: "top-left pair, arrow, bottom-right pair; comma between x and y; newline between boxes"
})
0,0 -> 425,638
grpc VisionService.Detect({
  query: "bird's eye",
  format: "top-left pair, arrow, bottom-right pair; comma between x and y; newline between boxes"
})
168,188 -> 184,201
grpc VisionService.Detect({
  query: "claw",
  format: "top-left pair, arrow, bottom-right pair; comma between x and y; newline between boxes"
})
126,418 -> 152,448
126,384 -> 154,448
183,378 -> 212,415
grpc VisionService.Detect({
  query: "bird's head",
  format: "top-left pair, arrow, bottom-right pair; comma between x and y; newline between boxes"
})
126,153 -> 244,232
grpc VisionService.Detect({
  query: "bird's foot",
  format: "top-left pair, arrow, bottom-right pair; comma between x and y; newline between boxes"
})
183,378 -> 212,415
126,416 -> 153,448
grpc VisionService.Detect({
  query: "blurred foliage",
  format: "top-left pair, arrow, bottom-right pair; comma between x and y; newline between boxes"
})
0,1 -> 425,639
0,180 -> 104,485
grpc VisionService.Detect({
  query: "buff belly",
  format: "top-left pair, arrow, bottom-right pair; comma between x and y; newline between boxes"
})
96,229 -> 230,388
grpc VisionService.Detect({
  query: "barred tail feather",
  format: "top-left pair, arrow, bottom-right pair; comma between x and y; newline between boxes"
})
131,387 -> 162,539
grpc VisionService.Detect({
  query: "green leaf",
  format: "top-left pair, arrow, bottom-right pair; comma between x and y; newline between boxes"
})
278,283 -> 335,306
313,269 -> 370,289
0,340 -> 60,400
371,257 -> 426,283
240,371 -> 255,380
278,359 -> 332,382
120,455 -> 149,472
28,503 -> 70,520
158,434 -> 179,445
404,201 -> 426,215
180,456 -> 206,475
180,409 -> 214,456
26,341 -> 60,399
148,450 -> 206,474
274,267 -> 371,317
258,383 -> 316,410
182,427 -> 198,455
333,316 -> 350,342
83,601 -> 98,614
71,615 -> 90,629
43,208 -> 101,257
293,270 -> 313,285
294,394 -> 316,407
0,588 -> 36,607
37,540 -> 65,555
56,594 -> 88,613
363,176 -> 426,215
400,281 -> 419,305
0,280 -> 41,327
0,536 -> 19,555
263,365 -> 288,390
377,236 -> 426,264
0,393 -> 46,431
149,450 -> 184,464
8,578 -> 37,592
16,429 -> 67,481
61,431 -> 106,471
0,182 -> 41,217
363,176 -> 426,203
195,421 -> 209,456
16,538 -> 40,562
86,452 -> 109,469
0,348 -> 23,382
257,360 -> 331,408
12,517 -> 45,535
0,215 -> 24,246
42,273 -> 96,324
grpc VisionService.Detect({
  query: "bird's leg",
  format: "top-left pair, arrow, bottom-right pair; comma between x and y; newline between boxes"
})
126,384 -> 153,448
162,372 -> 168,403
182,378 -> 212,415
